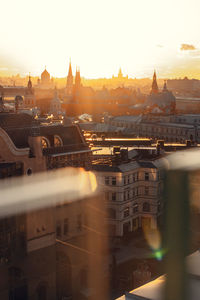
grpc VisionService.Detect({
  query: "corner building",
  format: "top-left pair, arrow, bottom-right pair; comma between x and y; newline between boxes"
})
0,112 -> 95,300
92,160 -> 163,237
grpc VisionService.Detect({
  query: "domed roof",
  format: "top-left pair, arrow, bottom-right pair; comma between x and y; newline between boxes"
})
41,68 -> 50,78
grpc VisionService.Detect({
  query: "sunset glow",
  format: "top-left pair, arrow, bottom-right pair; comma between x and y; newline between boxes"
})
1,0 -> 200,78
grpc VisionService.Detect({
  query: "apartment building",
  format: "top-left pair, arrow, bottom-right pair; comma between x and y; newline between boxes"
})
92,155 -> 163,237
0,112 -> 94,300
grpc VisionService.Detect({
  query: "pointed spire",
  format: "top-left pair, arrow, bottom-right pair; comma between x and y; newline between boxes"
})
66,59 -> 73,88
68,59 -> 72,77
151,70 -> 159,94
118,67 -> 123,78
163,80 -> 168,92
75,66 -> 81,88
27,75 -> 32,89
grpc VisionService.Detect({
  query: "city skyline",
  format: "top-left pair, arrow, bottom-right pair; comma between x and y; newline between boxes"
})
1,0 -> 200,79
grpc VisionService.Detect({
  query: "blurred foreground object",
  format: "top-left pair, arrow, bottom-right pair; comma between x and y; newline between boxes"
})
116,148 -> 200,300
0,167 -> 97,217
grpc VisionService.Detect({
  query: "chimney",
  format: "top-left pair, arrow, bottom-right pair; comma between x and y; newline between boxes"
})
157,140 -> 165,149
186,140 -> 191,147
120,149 -> 129,162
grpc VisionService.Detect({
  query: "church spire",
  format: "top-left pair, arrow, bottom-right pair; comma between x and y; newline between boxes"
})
27,75 -> 32,90
151,70 -> 159,94
66,59 -> 73,88
68,59 -> 72,77
75,67 -> 81,88
118,67 -> 123,79
163,80 -> 168,92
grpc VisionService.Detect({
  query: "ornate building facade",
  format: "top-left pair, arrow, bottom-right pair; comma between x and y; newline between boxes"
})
0,112 -> 97,300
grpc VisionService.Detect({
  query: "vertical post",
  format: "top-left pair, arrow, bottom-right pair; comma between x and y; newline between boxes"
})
164,169 -> 189,300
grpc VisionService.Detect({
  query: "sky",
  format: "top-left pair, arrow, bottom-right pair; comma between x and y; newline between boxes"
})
1,0 -> 200,79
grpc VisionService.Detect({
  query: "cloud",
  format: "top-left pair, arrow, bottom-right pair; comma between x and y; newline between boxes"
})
180,44 -> 196,51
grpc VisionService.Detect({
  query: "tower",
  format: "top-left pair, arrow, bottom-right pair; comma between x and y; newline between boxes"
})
65,60 -> 73,96
151,71 -> 159,94
24,76 -> 36,108
27,76 -> 33,93
66,60 -> 73,86
162,80 -> 168,92
41,67 -> 51,88
75,67 -> 81,89
50,86 -> 62,116
118,68 -> 123,79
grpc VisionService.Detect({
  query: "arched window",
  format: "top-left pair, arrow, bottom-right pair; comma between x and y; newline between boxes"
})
41,137 -> 50,148
124,207 -> 130,218
143,202 -> 150,212
54,135 -> 63,147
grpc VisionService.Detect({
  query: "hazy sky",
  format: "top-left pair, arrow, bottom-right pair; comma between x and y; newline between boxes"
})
1,0 -> 200,78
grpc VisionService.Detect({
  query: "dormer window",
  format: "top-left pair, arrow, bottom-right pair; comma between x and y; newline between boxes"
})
41,137 -> 50,148
54,135 -> 63,147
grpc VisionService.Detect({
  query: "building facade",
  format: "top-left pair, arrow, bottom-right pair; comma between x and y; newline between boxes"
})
92,158 -> 163,237
0,112 -> 95,300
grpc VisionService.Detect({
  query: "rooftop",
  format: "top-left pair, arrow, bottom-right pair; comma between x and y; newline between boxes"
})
92,159 -> 157,173
117,250 -> 200,300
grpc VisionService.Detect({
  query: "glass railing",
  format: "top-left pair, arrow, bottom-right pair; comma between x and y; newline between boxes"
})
1,149 -> 200,300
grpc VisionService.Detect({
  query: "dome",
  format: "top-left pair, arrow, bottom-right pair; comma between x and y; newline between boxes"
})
41,68 -> 50,81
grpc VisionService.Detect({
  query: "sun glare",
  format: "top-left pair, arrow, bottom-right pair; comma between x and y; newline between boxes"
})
0,0 -> 200,78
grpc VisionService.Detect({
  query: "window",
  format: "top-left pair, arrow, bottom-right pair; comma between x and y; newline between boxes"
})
158,183 -> 161,195
135,187 -> 138,196
136,172 -> 139,181
123,176 -> 126,185
158,201 -> 161,212
54,135 -> 63,147
105,177 -> 109,185
133,203 -> 138,213
112,193 -> 116,201
63,218 -> 68,235
27,168 -> 32,176
145,187 -> 149,195
133,174 -> 135,182
124,208 -> 130,218
41,137 -> 50,148
112,177 -> 116,186
143,202 -> 150,212
124,190 -> 130,201
56,222 -> 61,237
145,172 -> 149,181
